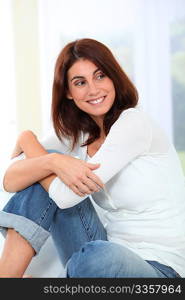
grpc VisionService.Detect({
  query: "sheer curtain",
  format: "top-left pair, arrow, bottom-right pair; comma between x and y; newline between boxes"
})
133,0 -> 173,140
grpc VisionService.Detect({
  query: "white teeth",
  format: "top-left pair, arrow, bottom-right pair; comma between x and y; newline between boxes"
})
88,97 -> 104,104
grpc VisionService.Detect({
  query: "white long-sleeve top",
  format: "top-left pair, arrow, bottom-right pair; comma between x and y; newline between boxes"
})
1,107 -> 185,277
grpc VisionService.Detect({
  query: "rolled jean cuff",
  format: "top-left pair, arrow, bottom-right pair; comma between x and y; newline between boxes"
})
0,211 -> 50,254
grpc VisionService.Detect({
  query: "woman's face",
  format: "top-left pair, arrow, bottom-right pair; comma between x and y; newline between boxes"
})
67,59 -> 116,125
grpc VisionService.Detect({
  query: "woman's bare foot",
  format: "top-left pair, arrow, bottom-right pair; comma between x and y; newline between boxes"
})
23,274 -> 33,278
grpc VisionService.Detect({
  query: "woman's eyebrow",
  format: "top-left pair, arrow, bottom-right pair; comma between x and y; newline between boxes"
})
71,68 -> 100,82
71,75 -> 84,82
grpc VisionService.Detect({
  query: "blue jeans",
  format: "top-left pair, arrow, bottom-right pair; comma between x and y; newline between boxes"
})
0,162 -> 180,278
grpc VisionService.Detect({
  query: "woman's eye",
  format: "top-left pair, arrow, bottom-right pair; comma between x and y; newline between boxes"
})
74,80 -> 86,86
96,73 -> 105,80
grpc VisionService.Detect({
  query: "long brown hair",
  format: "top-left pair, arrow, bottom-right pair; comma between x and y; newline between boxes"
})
51,38 -> 138,149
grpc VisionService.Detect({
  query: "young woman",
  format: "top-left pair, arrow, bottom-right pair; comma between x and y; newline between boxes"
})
0,38 -> 185,278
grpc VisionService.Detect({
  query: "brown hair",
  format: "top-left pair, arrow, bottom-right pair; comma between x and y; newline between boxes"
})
51,38 -> 138,149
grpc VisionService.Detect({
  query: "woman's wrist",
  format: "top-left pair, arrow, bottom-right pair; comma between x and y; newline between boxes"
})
46,152 -> 63,173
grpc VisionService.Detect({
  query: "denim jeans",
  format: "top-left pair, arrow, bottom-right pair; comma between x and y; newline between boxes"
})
0,157 -> 180,278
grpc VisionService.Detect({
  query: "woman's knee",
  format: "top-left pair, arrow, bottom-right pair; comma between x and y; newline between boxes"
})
2,149 -> 61,213
3,181 -> 56,221
67,240 -> 123,277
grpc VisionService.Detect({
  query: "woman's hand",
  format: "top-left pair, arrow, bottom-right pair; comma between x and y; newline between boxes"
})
9,130 -> 104,196
49,153 -> 104,196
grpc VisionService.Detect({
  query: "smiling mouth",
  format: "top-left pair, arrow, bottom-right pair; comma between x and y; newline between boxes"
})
87,96 -> 106,105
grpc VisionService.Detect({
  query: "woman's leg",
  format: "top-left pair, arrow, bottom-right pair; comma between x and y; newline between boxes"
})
67,240 -> 179,278
50,197 -> 107,266
0,183 -> 58,277
0,183 -> 107,276
0,229 -> 35,277
0,184 -> 179,278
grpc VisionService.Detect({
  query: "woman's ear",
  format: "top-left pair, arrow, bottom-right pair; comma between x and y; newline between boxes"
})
66,91 -> 73,100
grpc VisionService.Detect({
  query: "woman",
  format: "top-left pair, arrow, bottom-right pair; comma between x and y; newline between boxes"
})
0,38 -> 185,278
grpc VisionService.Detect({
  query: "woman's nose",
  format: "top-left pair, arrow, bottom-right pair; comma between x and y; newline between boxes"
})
88,81 -> 99,96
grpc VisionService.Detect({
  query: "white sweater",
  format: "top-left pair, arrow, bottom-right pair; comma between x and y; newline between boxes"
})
1,107 -> 185,277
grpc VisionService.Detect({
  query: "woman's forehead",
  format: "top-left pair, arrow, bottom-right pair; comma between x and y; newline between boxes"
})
67,59 -> 100,79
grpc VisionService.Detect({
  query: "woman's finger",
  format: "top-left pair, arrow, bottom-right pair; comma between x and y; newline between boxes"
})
70,184 -> 87,197
86,169 -> 104,188
75,181 -> 92,195
82,177 -> 101,192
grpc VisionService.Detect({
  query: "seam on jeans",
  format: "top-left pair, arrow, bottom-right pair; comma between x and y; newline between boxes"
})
28,200 -> 55,241
78,209 -> 92,241
78,203 -> 107,242
36,200 -> 53,226
77,203 -> 94,241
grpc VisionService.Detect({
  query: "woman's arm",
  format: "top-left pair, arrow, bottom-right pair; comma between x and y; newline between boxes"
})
3,131 -> 55,192
86,110 -> 152,183
47,109 -> 152,209
3,131 -> 103,196
3,155 -> 54,193
5,110 -> 148,208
